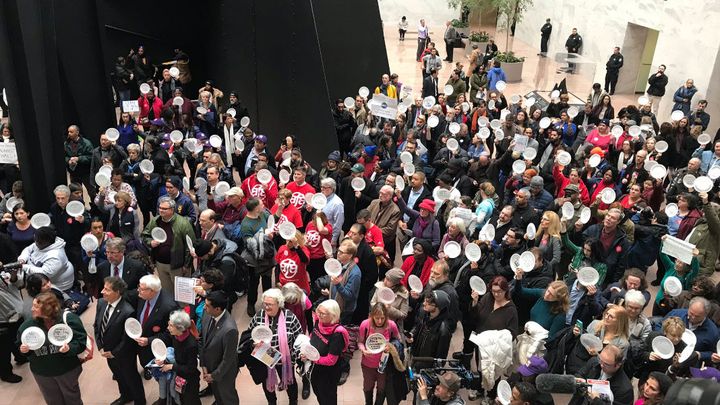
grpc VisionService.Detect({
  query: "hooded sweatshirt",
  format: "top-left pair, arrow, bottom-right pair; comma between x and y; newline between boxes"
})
19,237 -> 75,291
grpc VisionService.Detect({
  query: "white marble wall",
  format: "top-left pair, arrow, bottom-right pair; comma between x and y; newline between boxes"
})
377,0 -> 459,34
510,0 -> 720,133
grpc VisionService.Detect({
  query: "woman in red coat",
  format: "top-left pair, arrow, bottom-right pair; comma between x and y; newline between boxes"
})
400,238 -> 435,287
553,164 -> 590,205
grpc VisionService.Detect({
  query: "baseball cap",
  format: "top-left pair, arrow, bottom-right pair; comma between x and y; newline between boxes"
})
226,187 -> 243,197
564,184 -> 580,194
351,163 -> 365,173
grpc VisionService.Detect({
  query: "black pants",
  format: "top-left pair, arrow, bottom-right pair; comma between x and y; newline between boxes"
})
108,354 -> 146,404
416,38 -> 428,61
399,29 -> 406,40
248,270 -> 272,309
262,377 -> 298,404
541,36 -> 549,53
605,72 -> 618,95
312,364 -> 341,405
0,320 -> 21,377
444,40 -> 453,62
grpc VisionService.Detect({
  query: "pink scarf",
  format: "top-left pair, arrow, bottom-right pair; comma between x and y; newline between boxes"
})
265,310 -> 293,392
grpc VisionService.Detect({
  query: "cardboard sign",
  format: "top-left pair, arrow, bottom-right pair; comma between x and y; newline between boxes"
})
122,100 -> 140,112
0,143 -> 18,164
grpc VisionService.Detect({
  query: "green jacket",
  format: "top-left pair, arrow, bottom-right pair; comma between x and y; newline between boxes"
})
655,251 -> 699,303
688,203 -> 720,277
562,232 -> 608,286
142,213 -> 196,269
64,136 -> 94,173
16,311 -> 87,376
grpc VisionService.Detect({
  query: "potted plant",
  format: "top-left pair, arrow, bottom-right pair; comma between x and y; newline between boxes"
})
495,51 -> 525,82
467,30 -> 490,56
451,18 -> 470,36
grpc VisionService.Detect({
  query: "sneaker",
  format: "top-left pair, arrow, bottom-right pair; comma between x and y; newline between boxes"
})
1,373 -> 22,383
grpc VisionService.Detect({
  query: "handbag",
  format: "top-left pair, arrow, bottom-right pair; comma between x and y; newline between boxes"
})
62,310 -> 95,363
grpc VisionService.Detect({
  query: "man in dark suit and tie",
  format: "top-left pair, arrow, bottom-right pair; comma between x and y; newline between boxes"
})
133,274 -> 178,381
200,291 -> 239,405
98,237 -> 147,305
94,276 -> 146,405
422,68 -> 439,99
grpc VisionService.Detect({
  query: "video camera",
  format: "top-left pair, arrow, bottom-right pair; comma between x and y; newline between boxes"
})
0,261 -> 23,285
408,352 -> 482,392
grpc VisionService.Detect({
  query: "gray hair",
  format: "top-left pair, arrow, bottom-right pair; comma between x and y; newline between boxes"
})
624,289 -> 646,307
689,296 -> 710,316
317,299 -> 341,323
139,275 -> 162,292
127,143 -> 141,154
320,177 -> 336,193
262,288 -> 285,308
517,189 -> 531,198
607,208 -> 623,220
380,185 -> 394,194
105,237 -> 126,252
54,185 -> 71,197
446,217 -> 466,234
169,310 -> 191,332
158,195 -> 177,209
281,282 -> 304,305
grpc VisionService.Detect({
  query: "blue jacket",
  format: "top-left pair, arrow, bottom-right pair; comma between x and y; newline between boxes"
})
692,146 -> 720,175
158,191 -> 197,224
487,67 -> 507,92
672,86 -> 697,115
663,309 -> 719,362
522,187 -> 554,212
331,262 -> 362,314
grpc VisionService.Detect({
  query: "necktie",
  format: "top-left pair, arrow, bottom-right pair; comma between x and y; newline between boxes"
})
100,303 -> 112,342
142,302 -> 152,325
113,266 -> 120,278
207,317 -> 217,337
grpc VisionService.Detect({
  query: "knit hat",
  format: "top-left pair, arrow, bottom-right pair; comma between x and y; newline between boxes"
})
517,355 -> 549,377
590,147 -> 605,158
351,163 -> 365,173
327,150 -> 341,162
438,371 -> 462,392
564,184 -> 580,194
167,176 -> 183,190
194,240 -> 213,257
530,176 -> 544,187
690,367 -> 720,381
418,199 -> 436,212
385,268 -> 405,285
364,145 -> 377,157
150,118 -> 165,126
432,290 -> 450,311
599,119 -> 610,126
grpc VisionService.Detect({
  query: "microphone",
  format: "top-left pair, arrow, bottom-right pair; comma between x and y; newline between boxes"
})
412,357 -> 439,364
536,374 -> 587,394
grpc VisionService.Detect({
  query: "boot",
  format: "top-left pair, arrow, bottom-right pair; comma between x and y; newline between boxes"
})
374,390 -> 385,405
301,375 -> 311,399
364,390 -> 374,405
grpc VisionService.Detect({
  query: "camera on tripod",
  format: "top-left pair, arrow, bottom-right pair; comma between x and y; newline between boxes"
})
408,352 -> 482,392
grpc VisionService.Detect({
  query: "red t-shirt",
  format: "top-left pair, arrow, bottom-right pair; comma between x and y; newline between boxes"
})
305,221 -> 333,259
285,182 -> 316,209
241,174 -> 278,209
269,203 -> 304,233
365,224 -> 384,248
276,245 -> 311,293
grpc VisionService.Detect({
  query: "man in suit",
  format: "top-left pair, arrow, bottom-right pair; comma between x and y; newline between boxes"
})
133,275 -> 178,380
422,68 -> 439,99
95,277 -> 145,405
443,20 -> 457,63
570,344 -> 633,405
98,237 -> 146,305
539,18 -> 552,55
400,170 -> 432,227
200,291 -> 239,405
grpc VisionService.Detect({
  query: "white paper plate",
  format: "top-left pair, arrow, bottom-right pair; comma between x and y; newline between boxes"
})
523,148 -> 537,161
139,159 -> 154,174
169,67 -> 180,78
365,333 -> 387,354
496,81 -> 507,92
644,159 -> 657,172
443,241 -> 461,259
628,125 -> 641,137
66,200 -> 85,217
351,177 -> 366,191
567,106 -> 579,118
293,334 -> 310,350
194,177 -> 207,193
665,203 -> 678,218
477,117 -> 489,128
708,166 -> 720,180
427,115 -> 439,128
208,135 -> 221,148
251,325 -> 273,343
539,117 -> 551,129
448,122 -> 460,135
80,234 -> 99,252
550,90 -> 560,99
214,181 -> 230,197
279,170 -> 290,184
447,138 -> 459,151
399,151 -> 413,164
652,335 -> 675,359
151,227 -> 167,243
488,100 -> 495,110
693,176 -> 713,193
671,110 -> 685,121
48,324 -> 74,346
469,276 -> 486,295
663,276 -> 683,297
478,127 -> 491,140
151,338 -> 167,360
422,96 -> 435,109
638,95 -> 649,105
510,253 -> 521,272
408,274 -> 423,293
255,169 -> 272,185
139,83 -> 151,94
556,151 -> 571,166
526,97 -> 536,107
434,187 -> 451,202
655,140 -> 668,153
562,201 -> 575,219
481,223 -> 495,241
580,333 -> 603,352
301,343 -> 320,361
403,163 -> 416,177
311,193 -> 327,210
30,213 -> 51,229
279,222 -> 297,240
21,326 -> 46,350
343,97 -> 354,109
650,164 -> 667,179
461,102 -> 470,112
197,106 -> 208,115
173,96 -> 184,107
509,95 -> 520,104
589,154 -> 601,168
490,119 -> 502,130
580,207 -> 592,224
577,267 -> 599,286
169,130 -> 183,143
185,138 -> 198,152
395,176 -> 405,192
95,172 -> 110,188
519,251 -> 535,272
324,258 -> 343,277
185,235 -> 195,256
124,318 -> 142,340
508,159 -> 524,175
526,223 -> 536,240
105,127 -> 120,142
497,380 -> 512,405
465,243 -> 482,262
444,84 -> 454,96
240,116 -> 251,127
377,286 -> 397,305
322,239 -> 333,256
601,188 -> 616,204
698,133 -> 712,146
611,125 -> 623,137
5,197 -> 22,212
683,174 -> 696,189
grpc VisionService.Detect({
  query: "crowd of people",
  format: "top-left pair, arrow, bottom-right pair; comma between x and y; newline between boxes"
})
1,23 -> 720,405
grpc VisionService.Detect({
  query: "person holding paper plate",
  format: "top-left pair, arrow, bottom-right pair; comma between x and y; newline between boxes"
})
687,191 -> 720,277
662,297 -> 719,364
304,211 -> 333,283
157,310 -> 201,405
653,239 -> 699,313
369,268 -> 410,333
17,292 -> 88,405
573,208 -> 630,286
329,239 -> 362,325
636,317 -> 687,385
358,303 -> 401,405
512,269 -> 569,342
194,90 -> 218,137
275,230 -> 311,294
471,275 -> 519,337
529,211 -> 562,278
246,288 -> 303,404
553,164 -> 591,206
396,196 -> 441,252
691,139 -> 720,174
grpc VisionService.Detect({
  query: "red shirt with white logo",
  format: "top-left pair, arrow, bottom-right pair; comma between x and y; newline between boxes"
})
241,173 -> 278,208
276,245 -> 311,293
285,182 -> 316,209
269,203 -> 304,233
305,221 -> 333,259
